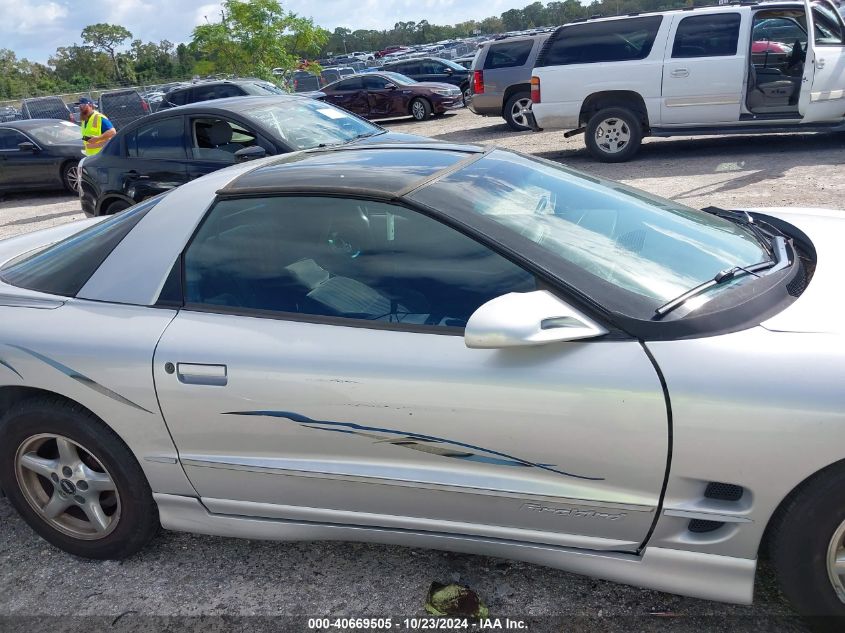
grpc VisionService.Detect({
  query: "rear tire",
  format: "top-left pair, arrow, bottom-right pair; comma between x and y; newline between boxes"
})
584,106 -> 643,163
61,161 -> 80,194
0,397 -> 158,560
410,98 -> 432,121
104,199 -> 131,215
768,463 -> 845,622
503,92 -> 532,131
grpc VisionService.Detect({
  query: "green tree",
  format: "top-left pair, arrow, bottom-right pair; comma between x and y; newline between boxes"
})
81,23 -> 133,81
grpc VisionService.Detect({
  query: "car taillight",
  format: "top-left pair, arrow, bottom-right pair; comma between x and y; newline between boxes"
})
531,76 -> 541,104
472,70 -> 484,94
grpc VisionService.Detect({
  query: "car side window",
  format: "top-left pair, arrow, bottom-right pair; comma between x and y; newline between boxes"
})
537,16 -> 664,66
484,40 -> 533,69
183,197 -> 537,329
335,77 -> 364,91
190,117 -> 258,163
400,62 -> 422,74
813,3 -> 845,45
752,17 -> 807,46
126,117 -> 186,160
215,85 -> 246,98
672,13 -> 742,58
0,129 -> 28,150
419,60 -> 444,74
363,75 -> 395,90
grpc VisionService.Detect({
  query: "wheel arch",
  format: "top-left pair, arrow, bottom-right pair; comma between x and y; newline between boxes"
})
580,91 -> 649,129
502,83 -> 531,111
97,193 -> 135,216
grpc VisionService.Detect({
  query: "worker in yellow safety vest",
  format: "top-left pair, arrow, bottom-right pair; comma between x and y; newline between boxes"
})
78,97 -> 116,156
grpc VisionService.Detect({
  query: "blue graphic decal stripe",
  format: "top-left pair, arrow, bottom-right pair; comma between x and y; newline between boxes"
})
0,357 -> 23,379
224,410 -> 603,481
9,345 -> 153,414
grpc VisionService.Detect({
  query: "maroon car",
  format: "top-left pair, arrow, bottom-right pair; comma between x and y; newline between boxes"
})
319,72 -> 463,121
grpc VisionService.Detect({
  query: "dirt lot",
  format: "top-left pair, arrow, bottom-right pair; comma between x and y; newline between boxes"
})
1,108 -> 841,631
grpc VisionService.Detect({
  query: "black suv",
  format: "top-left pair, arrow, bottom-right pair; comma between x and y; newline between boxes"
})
160,79 -> 286,109
380,57 -> 470,100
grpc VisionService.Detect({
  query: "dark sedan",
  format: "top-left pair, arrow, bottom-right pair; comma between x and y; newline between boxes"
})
319,72 -> 463,121
0,119 -> 83,194
78,94 -> 425,216
380,57 -> 470,97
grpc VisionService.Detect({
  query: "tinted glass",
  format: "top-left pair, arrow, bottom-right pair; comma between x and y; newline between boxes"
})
363,75 -> 393,89
378,72 -> 416,85
419,60 -> 446,74
538,16 -> 663,66
190,117 -> 258,163
25,121 -> 81,145
410,150 -> 768,319
215,85 -> 246,98
813,3 -> 845,44
673,14 -> 741,58
753,18 -> 807,45
242,99 -> 380,150
191,85 -> 218,102
0,129 -> 28,150
484,40 -> 533,69
184,197 -> 535,328
127,117 -> 185,159
334,77 -> 364,90
168,90 -> 188,106
398,62 -> 422,74
0,199 -> 158,296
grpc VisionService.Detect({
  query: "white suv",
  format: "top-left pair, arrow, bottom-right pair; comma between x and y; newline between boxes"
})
529,0 -> 845,162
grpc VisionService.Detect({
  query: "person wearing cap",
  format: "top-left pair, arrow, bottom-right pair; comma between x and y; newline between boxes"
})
79,97 -> 116,156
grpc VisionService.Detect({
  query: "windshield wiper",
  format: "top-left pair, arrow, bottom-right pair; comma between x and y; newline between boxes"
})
701,206 -> 778,256
654,235 -> 790,319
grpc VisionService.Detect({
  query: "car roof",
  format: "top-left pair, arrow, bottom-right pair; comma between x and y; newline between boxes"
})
219,144 -> 485,199
0,118 -> 74,130
555,0 -> 806,25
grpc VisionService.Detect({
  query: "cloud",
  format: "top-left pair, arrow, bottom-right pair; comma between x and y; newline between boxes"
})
0,0 -> 519,63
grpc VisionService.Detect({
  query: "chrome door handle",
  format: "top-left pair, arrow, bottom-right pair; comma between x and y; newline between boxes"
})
670,69 -> 689,78
176,363 -> 228,386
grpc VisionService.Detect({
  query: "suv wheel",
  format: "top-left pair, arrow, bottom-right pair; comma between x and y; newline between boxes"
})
0,397 -> 158,559
585,107 -> 643,163
769,464 -> 845,619
61,161 -> 80,194
504,92 -> 533,131
104,199 -> 131,215
410,98 -> 432,121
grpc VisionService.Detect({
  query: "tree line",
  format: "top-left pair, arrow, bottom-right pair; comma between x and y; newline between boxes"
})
1,0 -> 700,101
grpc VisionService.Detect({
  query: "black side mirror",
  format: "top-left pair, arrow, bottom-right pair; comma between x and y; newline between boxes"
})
234,146 -> 267,162
18,142 -> 37,152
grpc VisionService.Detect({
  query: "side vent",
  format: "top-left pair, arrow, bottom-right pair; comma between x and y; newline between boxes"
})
704,482 -> 744,502
688,519 -> 724,533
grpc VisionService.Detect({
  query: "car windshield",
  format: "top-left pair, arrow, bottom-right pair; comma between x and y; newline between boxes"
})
378,72 -> 417,85
243,82 -> 286,96
440,59 -> 468,71
26,121 -> 82,145
241,99 -> 382,150
409,150 -> 770,319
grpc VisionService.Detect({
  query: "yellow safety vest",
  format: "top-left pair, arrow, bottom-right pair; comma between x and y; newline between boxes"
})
81,111 -> 105,156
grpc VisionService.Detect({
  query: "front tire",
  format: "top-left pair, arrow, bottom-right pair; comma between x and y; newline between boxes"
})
61,161 -> 80,194
0,397 -> 158,560
410,98 -> 432,121
584,107 -> 643,163
503,92 -> 533,131
104,199 -> 131,215
769,464 -> 845,620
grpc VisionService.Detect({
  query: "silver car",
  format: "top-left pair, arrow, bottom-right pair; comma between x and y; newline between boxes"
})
0,144 -> 843,618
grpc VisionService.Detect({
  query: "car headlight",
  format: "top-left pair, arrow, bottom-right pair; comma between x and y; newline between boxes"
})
432,89 -> 453,96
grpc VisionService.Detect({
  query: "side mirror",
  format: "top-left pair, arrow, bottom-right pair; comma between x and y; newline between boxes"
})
444,67 -> 454,75
234,146 -> 267,162
464,290 -> 607,349
384,82 -> 397,90
18,142 -> 37,152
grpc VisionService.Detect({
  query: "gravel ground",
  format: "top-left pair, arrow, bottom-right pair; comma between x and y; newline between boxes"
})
1,108 -> 842,631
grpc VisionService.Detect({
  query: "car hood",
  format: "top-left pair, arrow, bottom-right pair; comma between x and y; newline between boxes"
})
750,207 -> 845,334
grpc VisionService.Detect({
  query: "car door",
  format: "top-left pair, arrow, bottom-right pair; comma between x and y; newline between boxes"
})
323,77 -> 369,116
0,128 -> 57,189
153,195 -> 668,552
120,116 -> 188,201
184,115 -> 274,182
363,75 -> 398,116
661,12 -> 747,124
798,0 -> 845,122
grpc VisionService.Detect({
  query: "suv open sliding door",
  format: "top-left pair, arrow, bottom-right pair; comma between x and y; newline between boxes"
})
798,0 -> 845,122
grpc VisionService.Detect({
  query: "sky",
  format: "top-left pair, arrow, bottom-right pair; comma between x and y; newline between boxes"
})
0,0 -> 521,64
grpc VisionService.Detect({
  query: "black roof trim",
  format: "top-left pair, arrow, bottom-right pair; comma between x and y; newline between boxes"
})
214,186 -> 399,200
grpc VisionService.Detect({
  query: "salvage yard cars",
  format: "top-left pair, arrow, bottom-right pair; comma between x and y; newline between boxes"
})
1,144 -> 845,618
529,0 -> 845,161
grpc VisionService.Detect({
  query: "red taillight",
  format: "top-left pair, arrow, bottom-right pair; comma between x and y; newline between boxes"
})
472,70 -> 484,94
531,76 -> 541,104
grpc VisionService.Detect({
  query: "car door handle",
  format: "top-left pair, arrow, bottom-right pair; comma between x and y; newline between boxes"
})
670,69 -> 689,78
127,170 -> 150,180
176,363 -> 228,386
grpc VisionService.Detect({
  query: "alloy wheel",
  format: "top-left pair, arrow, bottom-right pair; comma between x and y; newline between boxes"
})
510,98 -> 533,128
64,164 -> 80,193
594,117 -> 632,154
14,433 -> 121,540
827,518 -> 845,602
412,101 -> 426,120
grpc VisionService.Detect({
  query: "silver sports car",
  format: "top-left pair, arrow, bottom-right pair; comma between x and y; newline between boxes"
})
0,144 -> 843,617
